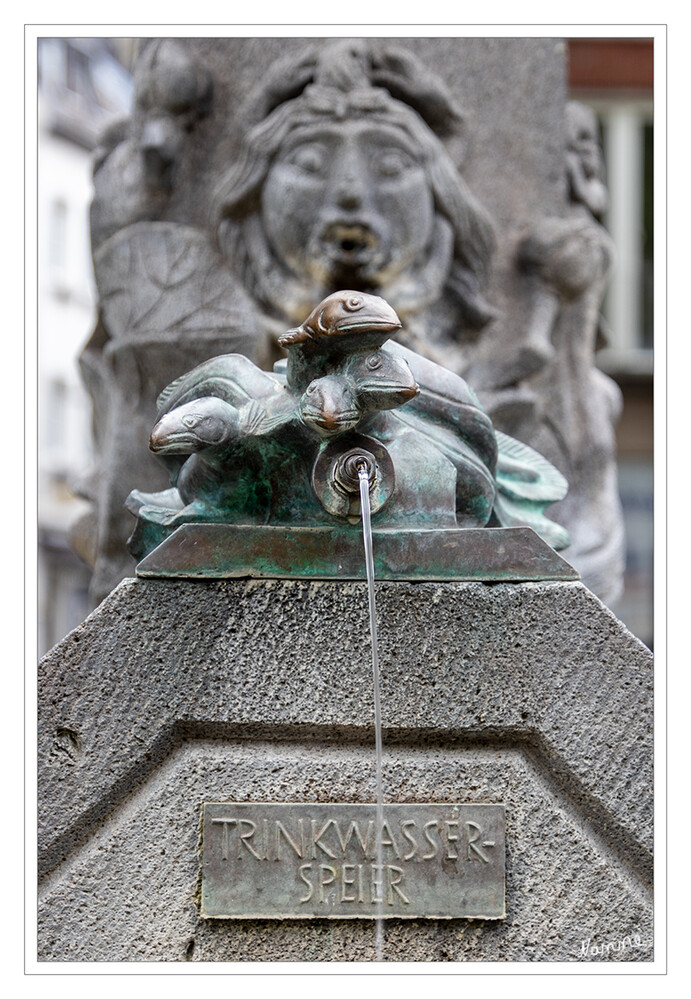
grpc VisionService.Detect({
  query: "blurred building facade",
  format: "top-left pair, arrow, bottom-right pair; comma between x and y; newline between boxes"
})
37,38 -> 134,654
36,36 -> 655,654
569,38 -> 654,646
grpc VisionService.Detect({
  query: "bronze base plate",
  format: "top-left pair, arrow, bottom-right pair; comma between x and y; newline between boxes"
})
135,524 -> 579,582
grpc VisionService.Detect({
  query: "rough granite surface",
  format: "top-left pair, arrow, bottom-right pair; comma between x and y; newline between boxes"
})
38,578 -> 653,963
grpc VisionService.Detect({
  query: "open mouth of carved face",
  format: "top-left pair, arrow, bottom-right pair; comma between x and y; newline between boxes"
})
319,222 -> 381,267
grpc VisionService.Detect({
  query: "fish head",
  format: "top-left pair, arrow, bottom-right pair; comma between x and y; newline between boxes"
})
149,398 -> 238,454
278,291 -> 402,347
299,375 -> 361,438
345,348 -> 419,412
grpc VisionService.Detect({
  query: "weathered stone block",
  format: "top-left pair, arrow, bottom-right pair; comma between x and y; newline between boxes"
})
38,577 -> 652,962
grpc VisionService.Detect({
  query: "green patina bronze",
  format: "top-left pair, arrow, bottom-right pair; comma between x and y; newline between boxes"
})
127,291 -> 574,580
136,524 -> 577,582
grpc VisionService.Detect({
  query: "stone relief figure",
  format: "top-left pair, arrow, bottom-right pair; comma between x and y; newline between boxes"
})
506,102 -> 624,603
565,100 -> 609,219
74,37 -> 625,605
75,40 -> 273,600
90,38 -> 213,250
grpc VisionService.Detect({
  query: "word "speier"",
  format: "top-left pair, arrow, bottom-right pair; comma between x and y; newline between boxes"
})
201,802 -> 505,920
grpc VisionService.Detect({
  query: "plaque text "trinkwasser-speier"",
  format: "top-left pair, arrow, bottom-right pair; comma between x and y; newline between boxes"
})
201,802 -> 505,919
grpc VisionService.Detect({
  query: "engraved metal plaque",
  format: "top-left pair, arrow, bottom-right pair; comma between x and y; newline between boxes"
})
201,802 -> 505,920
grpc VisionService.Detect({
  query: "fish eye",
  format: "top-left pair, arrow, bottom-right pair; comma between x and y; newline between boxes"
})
182,414 -> 197,428
344,297 -> 363,311
366,353 -> 383,370
305,384 -> 317,396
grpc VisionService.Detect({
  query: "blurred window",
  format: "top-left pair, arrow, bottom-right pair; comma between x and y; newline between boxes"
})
568,37 -> 654,371
66,44 -> 92,98
596,102 -> 654,359
48,198 -> 68,270
46,378 -> 67,452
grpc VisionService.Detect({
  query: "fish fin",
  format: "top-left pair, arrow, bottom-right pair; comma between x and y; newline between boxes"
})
125,487 -> 185,517
492,493 -> 571,550
495,430 -> 568,502
493,430 -> 570,549
278,327 -> 312,347
238,399 -> 268,435
156,373 -> 188,411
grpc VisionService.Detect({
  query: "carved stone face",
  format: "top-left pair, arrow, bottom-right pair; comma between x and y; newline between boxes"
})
261,119 -> 435,289
566,103 -> 602,181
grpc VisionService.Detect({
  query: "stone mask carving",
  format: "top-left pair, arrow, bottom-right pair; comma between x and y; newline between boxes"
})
214,40 -> 496,335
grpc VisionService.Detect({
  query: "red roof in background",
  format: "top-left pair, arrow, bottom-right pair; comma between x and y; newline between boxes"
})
568,38 -> 653,91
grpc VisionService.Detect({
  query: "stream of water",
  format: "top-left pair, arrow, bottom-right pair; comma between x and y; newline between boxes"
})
358,463 -> 385,962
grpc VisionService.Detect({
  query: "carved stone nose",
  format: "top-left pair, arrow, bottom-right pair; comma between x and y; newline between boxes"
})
332,145 -> 366,210
335,183 -> 363,211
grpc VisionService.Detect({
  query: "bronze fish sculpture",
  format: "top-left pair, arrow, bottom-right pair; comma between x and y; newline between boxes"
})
278,290 -> 402,348
129,290 -> 570,553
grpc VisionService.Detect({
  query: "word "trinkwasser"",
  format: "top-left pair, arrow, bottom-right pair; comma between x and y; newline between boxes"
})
201,802 -> 506,920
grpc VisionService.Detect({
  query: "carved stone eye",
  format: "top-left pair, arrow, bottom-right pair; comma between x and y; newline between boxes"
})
305,384 -> 317,396
377,150 -> 411,177
366,354 -> 383,370
344,297 -> 362,311
290,144 -> 325,175
182,414 -> 197,428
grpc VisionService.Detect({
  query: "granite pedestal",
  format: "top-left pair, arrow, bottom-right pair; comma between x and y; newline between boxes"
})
38,577 -> 652,962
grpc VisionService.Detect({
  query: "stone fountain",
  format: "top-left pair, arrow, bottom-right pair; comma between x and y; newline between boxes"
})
38,37 -> 652,963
